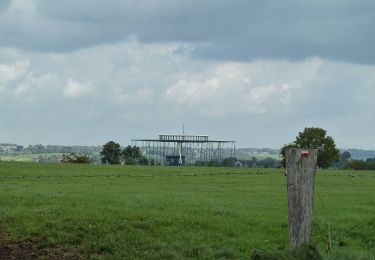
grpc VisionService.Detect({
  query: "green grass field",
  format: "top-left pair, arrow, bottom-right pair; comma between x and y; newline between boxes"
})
0,162 -> 374,259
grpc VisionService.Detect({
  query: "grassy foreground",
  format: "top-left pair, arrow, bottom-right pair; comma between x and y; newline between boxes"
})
0,162 -> 374,259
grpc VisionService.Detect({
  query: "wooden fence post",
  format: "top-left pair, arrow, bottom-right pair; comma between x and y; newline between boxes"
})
286,148 -> 318,249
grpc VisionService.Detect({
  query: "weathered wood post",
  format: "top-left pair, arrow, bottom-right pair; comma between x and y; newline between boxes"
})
286,148 -> 318,249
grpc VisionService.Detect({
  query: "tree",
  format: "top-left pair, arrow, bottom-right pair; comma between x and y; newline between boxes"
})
344,160 -> 375,170
256,157 -> 280,168
341,151 -> 351,161
121,145 -> 142,158
100,141 -> 121,164
222,157 -> 237,167
120,145 -> 145,165
280,127 -> 340,168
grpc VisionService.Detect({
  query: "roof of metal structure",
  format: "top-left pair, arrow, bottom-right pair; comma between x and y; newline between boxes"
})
132,134 -> 235,143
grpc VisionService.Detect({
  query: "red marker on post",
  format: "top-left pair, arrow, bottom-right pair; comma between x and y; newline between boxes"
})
301,150 -> 310,158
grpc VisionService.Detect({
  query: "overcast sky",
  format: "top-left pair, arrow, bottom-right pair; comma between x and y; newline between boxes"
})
1,0 -> 375,149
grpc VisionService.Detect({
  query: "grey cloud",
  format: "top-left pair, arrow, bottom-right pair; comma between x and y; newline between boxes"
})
0,0 -> 374,64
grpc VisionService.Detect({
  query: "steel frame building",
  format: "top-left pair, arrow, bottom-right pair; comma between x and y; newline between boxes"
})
132,134 -> 236,166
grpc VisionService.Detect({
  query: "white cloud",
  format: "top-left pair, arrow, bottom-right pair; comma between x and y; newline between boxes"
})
14,73 -> 57,96
246,84 -> 292,113
114,87 -> 154,104
164,62 -> 300,117
165,78 -> 220,105
63,79 -> 94,98
0,42 -> 375,148
0,60 -> 30,90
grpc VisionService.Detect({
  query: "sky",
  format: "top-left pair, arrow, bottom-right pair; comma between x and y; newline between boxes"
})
1,0 -> 375,149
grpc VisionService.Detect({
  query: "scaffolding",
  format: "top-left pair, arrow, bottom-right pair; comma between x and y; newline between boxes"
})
132,134 -> 236,166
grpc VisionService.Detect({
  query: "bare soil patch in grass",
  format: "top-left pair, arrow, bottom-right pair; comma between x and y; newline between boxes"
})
0,230 -> 79,260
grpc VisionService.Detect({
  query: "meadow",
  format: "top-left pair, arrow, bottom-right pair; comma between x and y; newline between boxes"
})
0,153 -> 64,162
0,162 -> 374,259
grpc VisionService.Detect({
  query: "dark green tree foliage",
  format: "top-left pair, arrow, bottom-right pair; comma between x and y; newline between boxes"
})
222,157 -> 237,167
332,151 -> 352,168
121,145 -> 142,158
256,157 -> 280,168
344,160 -> 375,170
61,153 -> 90,164
280,127 -> 340,168
100,141 -> 121,164
341,151 -> 351,161
120,145 -> 146,165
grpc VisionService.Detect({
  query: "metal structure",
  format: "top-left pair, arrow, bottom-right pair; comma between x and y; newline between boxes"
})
132,134 -> 235,166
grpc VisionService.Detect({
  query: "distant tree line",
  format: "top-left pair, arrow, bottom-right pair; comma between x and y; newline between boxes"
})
344,160 -> 375,170
329,150 -> 375,170
2,134 -> 374,170
339,153 -> 375,170
342,149 -> 375,160
0,144 -> 24,152
236,148 -> 279,155
24,145 -> 101,154
0,144 -> 102,163
0,144 -> 101,154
